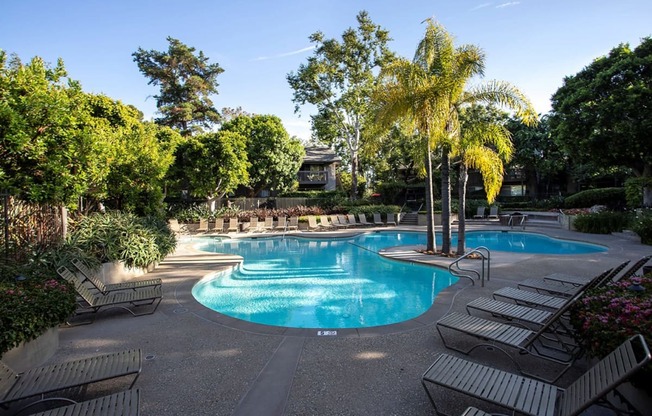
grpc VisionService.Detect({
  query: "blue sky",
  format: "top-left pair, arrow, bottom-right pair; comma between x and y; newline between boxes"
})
2,0 -> 651,141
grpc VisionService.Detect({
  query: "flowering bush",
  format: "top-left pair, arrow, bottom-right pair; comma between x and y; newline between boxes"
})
0,277 -> 76,355
570,275 -> 652,393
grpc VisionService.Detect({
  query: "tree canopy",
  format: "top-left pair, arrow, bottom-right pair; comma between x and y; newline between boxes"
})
287,10 -> 394,198
550,37 -> 652,204
220,114 -> 304,196
133,37 -> 224,136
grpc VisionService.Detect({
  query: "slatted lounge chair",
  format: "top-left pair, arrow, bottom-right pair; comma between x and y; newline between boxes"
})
493,286 -> 568,310
329,215 -> 347,229
358,213 -> 372,226
0,349 -> 142,412
487,206 -> 499,219
286,216 -> 299,231
544,260 -> 630,286
227,218 -> 239,233
337,214 -> 351,227
263,217 -> 274,231
57,267 -> 162,324
516,266 -> 614,298
30,389 -> 140,416
346,214 -> 362,227
473,206 -> 486,219
307,215 -> 320,230
72,259 -> 161,295
167,218 -> 186,234
213,217 -> 224,233
373,213 -> 384,226
275,216 -> 287,231
197,218 -> 209,233
546,256 -> 649,286
386,213 -> 397,226
436,291 -> 586,382
319,215 -> 335,230
422,334 -> 651,416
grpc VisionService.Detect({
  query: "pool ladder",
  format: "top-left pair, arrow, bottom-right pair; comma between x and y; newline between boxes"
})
448,246 -> 491,287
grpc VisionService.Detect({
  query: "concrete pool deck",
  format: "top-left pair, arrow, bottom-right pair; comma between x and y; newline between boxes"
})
38,224 -> 651,415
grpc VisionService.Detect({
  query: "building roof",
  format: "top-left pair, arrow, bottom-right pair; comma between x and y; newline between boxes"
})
303,146 -> 341,163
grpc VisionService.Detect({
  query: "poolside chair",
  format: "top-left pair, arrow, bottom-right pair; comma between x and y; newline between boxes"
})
319,215 -> 335,230
197,218 -> 209,233
263,217 -> 274,231
307,215 -> 320,231
473,206 -> 486,219
329,215 -> 347,229
213,217 -> 224,233
29,389 -> 140,416
57,266 -> 162,324
436,290 -> 586,382
346,214 -> 363,227
487,206 -> 499,219
72,258 -> 161,295
422,334 -> 650,416
247,217 -> 263,233
545,256 -> 648,286
492,286 -> 569,310
0,349 -> 142,412
517,267 -> 611,298
373,212 -> 384,226
167,218 -> 186,234
358,213 -> 373,226
386,212 -> 397,226
286,216 -> 299,231
275,216 -> 287,231
227,217 -> 239,233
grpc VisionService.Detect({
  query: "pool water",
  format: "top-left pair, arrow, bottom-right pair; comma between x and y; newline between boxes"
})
191,231 -> 606,329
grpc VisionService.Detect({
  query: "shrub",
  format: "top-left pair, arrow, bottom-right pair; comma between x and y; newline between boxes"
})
68,211 -> 177,269
625,177 -> 652,208
572,211 -> 632,234
347,204 -> 402,216
630,210 -> 652,245
0,247 -> 79,356
564,187 -> 626,210
570,275 -> 652,394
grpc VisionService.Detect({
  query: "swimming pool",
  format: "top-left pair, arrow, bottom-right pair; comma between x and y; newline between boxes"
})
191,231 -> 606,329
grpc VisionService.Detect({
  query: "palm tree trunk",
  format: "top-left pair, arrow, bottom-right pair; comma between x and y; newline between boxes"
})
441,147 -> 451,254
425,141 -> 437,252
457,164 -> 468,255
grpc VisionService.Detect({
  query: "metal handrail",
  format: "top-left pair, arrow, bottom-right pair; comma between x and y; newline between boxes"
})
448,246 -> 491,287
507,214 -> 527,230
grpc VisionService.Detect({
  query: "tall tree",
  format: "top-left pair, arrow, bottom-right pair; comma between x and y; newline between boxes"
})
455,105 -> 513,254
221,114 -> 304,196
549,37 -> 652,206
287,10 -> 394,199
133,37 -> 224,136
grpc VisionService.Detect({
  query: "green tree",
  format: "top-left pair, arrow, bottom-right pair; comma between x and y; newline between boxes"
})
287,10 -> 394,199
221,114 -> 304,197
549,37 -> 652,206
455,105 -> 513,254
133,37 -> 224,136
0,52 -> 112,207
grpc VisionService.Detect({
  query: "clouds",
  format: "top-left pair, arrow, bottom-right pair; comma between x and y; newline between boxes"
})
471,1 -> 521,11
253,45 -> 316,62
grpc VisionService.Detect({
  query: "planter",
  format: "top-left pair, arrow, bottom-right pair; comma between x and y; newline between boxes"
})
2,327 -> 59,372
102,261 -> 155,284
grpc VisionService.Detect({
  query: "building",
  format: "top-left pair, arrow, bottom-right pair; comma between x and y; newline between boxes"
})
297,147 -> 341,191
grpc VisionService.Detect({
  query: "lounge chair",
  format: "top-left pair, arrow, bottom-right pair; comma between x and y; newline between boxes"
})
493,286 -> 568,310
167,218 -> 186,234
473,206 -> 486,219
286,216 -> 299,231
57,266 -> 162,324
197,218 -> 209,233
227,217 -> 239,233
436,290 -> 586,382
247,217 -> 263,233
373,213 -> 384,226
275,216 -> 287,231
0,349 -> 142,412
545,256 -> 648,286
329,215 -> 347,229
358,213 -> 373,226
318,215 -> 334,229
213,217 -> 224,233
386,213 -> 397,226
263,217 -> 274,231
307,215 -> 320,231
72,259 -> 161,295
422,334 -> 650,416
487,206 -> 499,219
346,214 -> 363,227
30,389 -> 140,416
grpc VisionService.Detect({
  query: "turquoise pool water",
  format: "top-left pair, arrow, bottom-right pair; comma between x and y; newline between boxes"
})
191,231 -> 606,329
